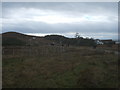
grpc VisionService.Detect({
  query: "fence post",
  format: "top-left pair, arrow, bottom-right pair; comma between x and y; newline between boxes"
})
13,48 -> 14,56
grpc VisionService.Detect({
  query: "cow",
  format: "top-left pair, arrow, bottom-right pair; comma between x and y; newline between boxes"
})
50,42 -> 55,46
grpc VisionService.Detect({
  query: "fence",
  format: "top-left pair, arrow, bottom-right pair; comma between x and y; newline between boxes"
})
2,45 -> 67,58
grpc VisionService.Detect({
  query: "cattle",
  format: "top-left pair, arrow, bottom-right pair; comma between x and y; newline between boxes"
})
50,42 -> 55,46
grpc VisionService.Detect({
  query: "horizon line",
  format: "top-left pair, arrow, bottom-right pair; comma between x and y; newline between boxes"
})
1,31 -> 118,41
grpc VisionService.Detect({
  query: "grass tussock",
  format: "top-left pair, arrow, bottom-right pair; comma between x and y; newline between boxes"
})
2,46 -> 118,88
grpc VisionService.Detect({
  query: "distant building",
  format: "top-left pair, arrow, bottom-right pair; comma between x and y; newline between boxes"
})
95,39 -> 104,45
101,39 -> 115,45
115,41 -> 120,44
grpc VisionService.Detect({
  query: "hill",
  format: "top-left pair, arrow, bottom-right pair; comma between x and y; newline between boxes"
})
45,34 -> 96,46
2,32 -> 52,46
2,32 -> 96,46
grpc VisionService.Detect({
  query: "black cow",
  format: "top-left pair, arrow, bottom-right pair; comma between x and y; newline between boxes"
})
50,42 -> 55,46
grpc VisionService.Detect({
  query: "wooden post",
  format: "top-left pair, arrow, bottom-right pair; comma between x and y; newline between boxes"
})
13,48 -> 14,56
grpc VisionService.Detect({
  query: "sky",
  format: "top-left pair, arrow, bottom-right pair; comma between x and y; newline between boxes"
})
1,2 -> 118,40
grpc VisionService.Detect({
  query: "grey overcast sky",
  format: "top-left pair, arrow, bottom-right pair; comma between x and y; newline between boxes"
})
2,2 -> 118,39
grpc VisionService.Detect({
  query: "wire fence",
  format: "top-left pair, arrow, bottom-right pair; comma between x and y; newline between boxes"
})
2,45 -> 68,58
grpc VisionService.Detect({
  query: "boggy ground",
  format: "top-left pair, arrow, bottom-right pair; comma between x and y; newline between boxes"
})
2,46 -> 119,88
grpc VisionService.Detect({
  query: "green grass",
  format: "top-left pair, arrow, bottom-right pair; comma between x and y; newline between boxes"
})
2,46 -> 118,88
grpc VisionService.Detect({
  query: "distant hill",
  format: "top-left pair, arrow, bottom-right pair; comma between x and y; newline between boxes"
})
45,35 -> 69,45
45,34 -> 96,46
2,32 -> 96,46
2,32 -> 52,46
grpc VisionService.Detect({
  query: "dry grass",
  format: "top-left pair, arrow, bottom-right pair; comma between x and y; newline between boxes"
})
2,46 -> 118,88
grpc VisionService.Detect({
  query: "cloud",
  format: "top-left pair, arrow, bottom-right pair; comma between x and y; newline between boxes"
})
2,2 -> 118,39
26,32 -> 118,40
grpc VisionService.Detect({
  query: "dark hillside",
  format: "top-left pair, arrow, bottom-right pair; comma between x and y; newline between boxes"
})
2,32 -> 96,46
45,34 -> 96,46
2,32 -> 52,46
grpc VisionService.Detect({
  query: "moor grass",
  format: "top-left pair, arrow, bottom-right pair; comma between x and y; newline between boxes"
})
2,46 -> 118,88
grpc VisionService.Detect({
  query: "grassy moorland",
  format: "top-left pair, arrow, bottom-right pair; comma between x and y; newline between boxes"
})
2,46 -> 118,88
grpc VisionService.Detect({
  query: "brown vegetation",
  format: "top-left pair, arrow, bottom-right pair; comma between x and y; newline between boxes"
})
2,45 -> 118,88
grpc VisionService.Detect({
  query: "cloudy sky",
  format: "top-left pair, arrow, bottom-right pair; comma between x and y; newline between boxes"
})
2,2 -> 118,39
